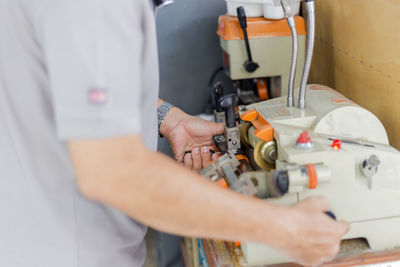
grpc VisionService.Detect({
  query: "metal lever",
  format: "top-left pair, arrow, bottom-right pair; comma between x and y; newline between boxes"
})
213,82 -> 224,112
219,94 -> 241,154
219,94 -> 239,128
237,7 -> 259,73
213,82 -> 226,123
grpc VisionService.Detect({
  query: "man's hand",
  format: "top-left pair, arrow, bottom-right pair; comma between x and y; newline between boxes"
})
160,106 -> 224,170
275,196 -> 350,266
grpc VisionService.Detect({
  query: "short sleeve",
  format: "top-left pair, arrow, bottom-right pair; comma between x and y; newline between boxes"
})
39,0 -> 145,140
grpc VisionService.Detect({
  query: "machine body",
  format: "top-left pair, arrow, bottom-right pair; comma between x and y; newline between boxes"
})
205,85 -> 400,265
217,15 -> 306,100
239,85 -> 400,265
202,0 -> 400,265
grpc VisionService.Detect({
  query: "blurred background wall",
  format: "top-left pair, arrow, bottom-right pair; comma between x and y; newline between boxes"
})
309,0 -> 400,149
154,0 -> 231,266
156,0 -> 233,116
156,0 -> 234,157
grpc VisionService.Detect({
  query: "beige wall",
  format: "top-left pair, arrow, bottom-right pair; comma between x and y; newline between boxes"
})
309,0 -> 400,148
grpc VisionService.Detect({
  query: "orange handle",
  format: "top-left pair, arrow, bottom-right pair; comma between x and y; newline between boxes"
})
306,164 -> 318,189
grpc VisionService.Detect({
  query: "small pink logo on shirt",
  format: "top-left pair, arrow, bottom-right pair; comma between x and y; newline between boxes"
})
88,89 -> 108,105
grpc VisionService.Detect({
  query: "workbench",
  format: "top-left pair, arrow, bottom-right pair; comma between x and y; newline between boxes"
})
182,238 -> 400,267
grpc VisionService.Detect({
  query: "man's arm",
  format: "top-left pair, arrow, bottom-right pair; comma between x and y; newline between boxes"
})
68,135 -> 349,266
68,135 -> 277,240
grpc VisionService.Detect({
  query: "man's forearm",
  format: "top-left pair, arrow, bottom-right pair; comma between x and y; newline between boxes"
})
68,136 -> 288,247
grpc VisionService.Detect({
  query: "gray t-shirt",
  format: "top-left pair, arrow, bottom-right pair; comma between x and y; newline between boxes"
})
0,0 -> 159,266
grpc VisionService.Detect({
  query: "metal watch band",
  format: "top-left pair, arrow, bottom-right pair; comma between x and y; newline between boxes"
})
158,101 -> 174,136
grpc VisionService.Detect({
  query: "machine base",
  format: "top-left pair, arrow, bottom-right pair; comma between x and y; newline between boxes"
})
242,216 -> 400,266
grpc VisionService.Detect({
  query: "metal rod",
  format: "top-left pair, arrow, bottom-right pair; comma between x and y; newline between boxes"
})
287,16 -> 298,107
243,30 -> 253,62
281,0 -> 298,107
298,0 -> 315,109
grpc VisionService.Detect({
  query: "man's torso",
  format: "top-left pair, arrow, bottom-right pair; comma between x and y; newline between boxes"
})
0,0 -> 159,266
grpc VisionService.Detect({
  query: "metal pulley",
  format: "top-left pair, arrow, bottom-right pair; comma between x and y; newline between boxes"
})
239,122 -> 252,147
253,140 -> 277,170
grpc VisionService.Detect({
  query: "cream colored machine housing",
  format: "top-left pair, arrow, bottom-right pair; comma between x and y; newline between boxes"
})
217,16 -> 306,97
240,84 -> 400,265
220,36 -> 305,91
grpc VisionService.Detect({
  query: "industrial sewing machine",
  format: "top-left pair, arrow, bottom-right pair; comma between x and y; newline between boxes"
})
202,0 -> 400,265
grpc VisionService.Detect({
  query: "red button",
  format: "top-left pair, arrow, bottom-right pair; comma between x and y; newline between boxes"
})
331,139 -> 342,150
297,131 -> 311,144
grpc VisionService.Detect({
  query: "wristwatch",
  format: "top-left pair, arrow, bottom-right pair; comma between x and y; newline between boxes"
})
158,101 -> 174,137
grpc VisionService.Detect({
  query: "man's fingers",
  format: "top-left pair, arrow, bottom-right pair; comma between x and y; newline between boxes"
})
192,148 -> 202,171
183,153 -> 193,169
212,153 -> 220,161
201,147 -> 211,167
337,220 -> 350,234
300,196 -> 331,212
184,147 -> 218,171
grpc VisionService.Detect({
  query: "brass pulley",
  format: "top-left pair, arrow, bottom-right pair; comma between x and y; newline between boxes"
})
239,121 -> 252,147
254,140 -> 277,170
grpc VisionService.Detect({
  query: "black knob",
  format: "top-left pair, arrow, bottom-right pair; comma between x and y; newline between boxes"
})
325,211 -> 337,221
213,82 -> 224,112
219,94 -> 239,128
244,60 -> 260,73
273,170 -> 289,196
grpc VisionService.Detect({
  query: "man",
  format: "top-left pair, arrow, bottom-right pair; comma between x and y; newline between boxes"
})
0,0 -> 349,266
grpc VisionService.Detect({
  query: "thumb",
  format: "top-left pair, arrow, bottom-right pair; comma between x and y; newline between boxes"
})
337,220 -> 350,234
174,152 -> 185,163
209,122 -> 225,136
